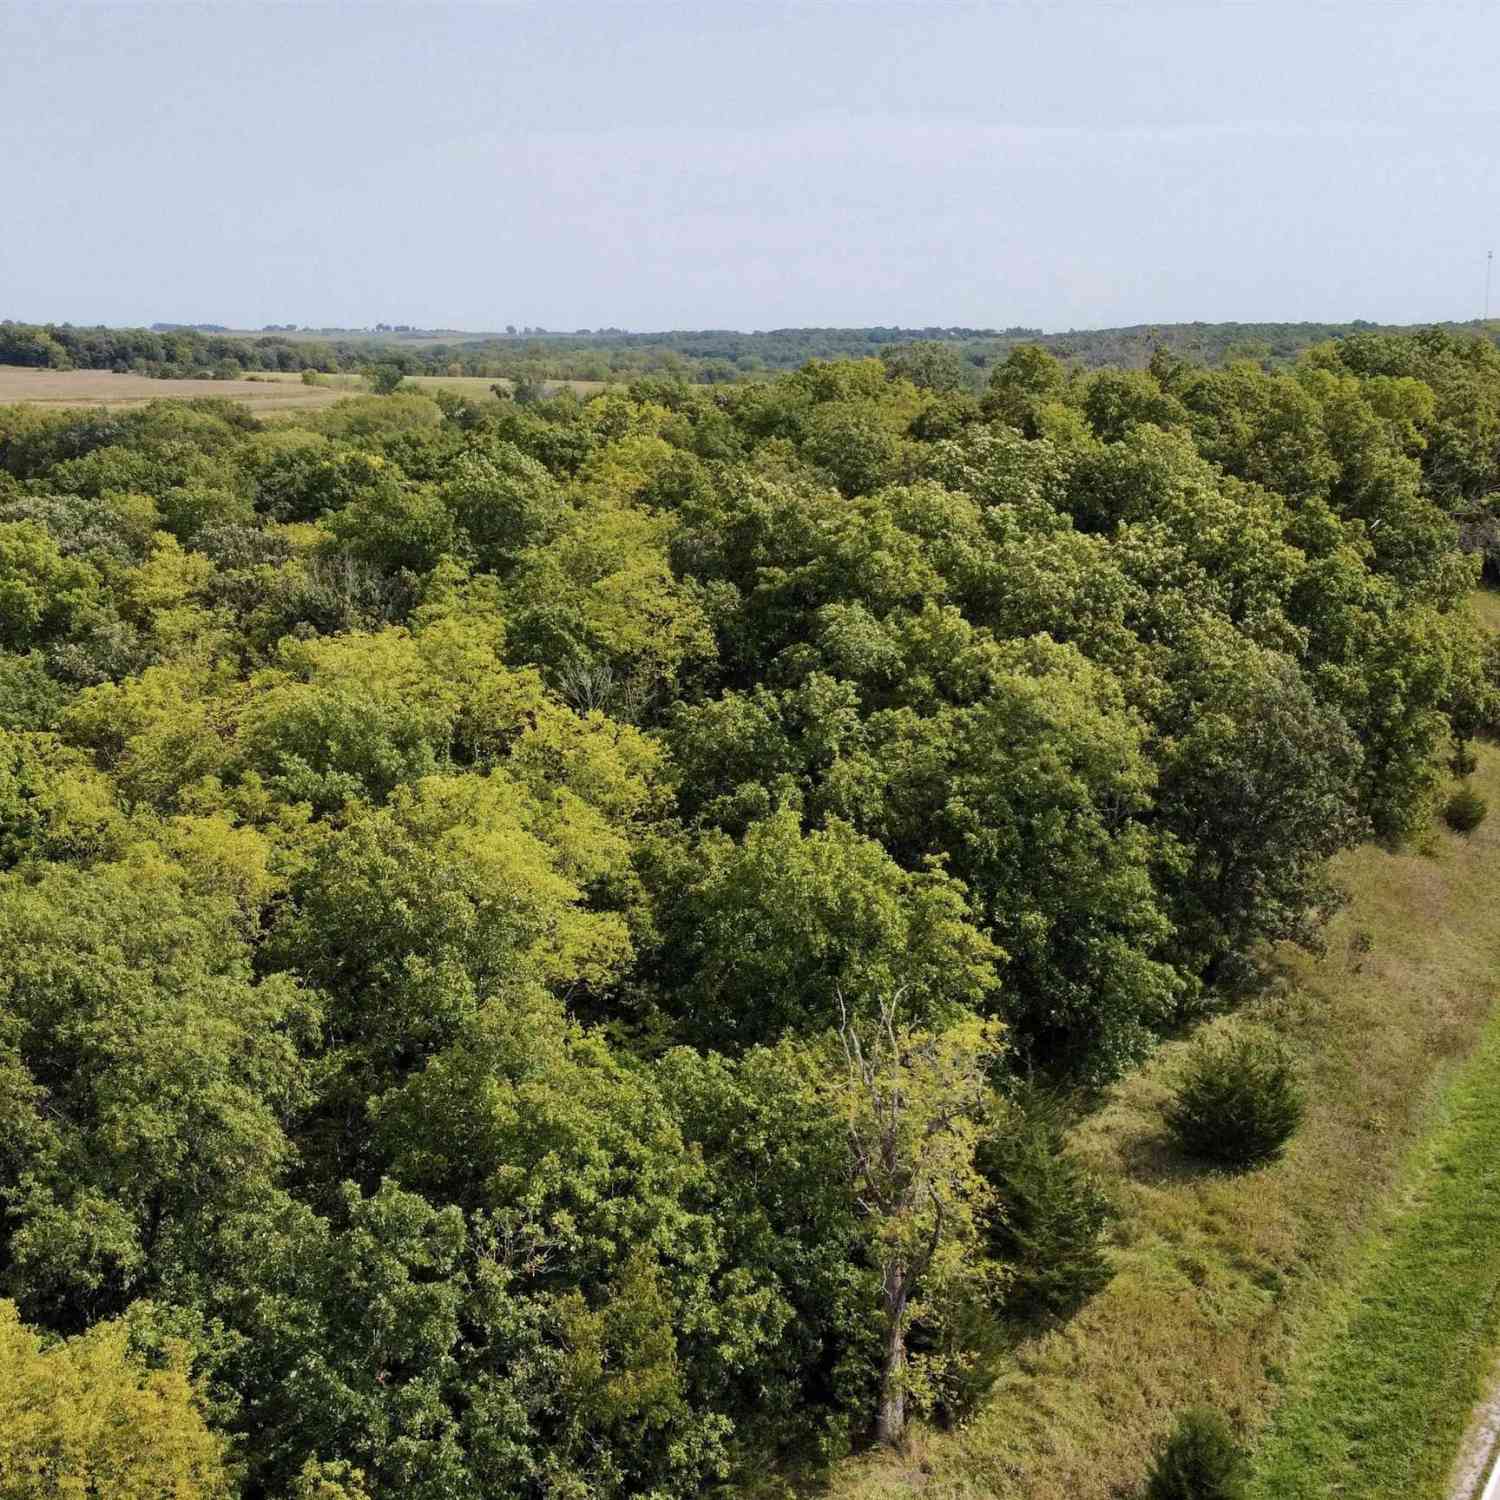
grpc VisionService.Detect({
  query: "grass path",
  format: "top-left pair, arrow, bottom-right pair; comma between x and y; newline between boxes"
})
1247,986 -> 1500,1498
833,747 -> 1500,1500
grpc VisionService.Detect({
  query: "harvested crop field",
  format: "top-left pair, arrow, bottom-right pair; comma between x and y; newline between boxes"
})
0,364 -> 350,412
0,365 -> 609,412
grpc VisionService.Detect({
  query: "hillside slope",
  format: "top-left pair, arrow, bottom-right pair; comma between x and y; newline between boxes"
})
833,748 -> 1500,1500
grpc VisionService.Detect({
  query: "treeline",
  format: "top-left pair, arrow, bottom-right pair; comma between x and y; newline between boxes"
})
0,321 -> 361,381
0,329 -> 1498,1497
0,318 -> 1045,386
9,315 -> 1500,390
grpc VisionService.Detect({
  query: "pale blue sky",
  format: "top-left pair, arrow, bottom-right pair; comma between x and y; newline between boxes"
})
3,1 -> 1498,332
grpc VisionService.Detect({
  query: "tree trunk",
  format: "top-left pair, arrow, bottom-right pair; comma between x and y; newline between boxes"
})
876,1270 -> 908,1448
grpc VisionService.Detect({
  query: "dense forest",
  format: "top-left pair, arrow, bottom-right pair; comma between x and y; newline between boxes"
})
6,315 -> 1500,390
1,328 -> 1499,1497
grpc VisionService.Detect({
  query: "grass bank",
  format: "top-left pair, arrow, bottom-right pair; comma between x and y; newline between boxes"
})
831,747 -> 1500,1500
1247,993 -> 1500,1497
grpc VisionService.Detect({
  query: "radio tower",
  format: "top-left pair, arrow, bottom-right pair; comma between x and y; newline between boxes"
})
1488,249 -> 1494,323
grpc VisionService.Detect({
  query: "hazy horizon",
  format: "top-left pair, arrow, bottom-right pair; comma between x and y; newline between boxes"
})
20,315 -> 1500,339
5,0 -> 1498,333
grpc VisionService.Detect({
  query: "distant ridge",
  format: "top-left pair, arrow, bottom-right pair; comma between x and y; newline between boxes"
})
5,315 -> 1498,386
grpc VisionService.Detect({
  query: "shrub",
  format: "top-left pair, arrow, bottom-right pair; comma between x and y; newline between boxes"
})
1444,786 -> 1488,833
924,1093 -> 1117,1426
364,363 -> 406,395
1144,1407 -> 1247,1500
921,1287 -> 1014,1427
976,1089 -> 1116,1321
1165,1027 -> 1304,1168
1450,740 -> 1479,777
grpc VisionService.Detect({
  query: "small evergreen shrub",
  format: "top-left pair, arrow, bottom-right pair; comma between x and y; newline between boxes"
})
1165,1027 -> 1304,1168
921,1288 -> 1014,1426
1144,1407 -> 1248,1500
977,1090 -> 1116,1320
1444,786 -> 1488,833
1450,741 -> 1479,777
924,1091 -> 1118,1426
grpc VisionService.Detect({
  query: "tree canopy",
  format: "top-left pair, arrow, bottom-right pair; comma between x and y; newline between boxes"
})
0,327 -> 1495,1492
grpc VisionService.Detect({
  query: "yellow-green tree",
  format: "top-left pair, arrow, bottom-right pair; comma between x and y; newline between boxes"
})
0,1300 -> 234,1499
831,998 -> 1005,1447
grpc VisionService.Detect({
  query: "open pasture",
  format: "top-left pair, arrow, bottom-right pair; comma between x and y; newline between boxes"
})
0,365 -> 609,414
0,364 -> 348,412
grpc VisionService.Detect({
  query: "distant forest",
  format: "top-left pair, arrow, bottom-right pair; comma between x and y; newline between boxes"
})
5,315 -> 1500,389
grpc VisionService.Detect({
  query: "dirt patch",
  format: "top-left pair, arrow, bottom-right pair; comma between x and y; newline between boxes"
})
1449,1355 -> 1500,1500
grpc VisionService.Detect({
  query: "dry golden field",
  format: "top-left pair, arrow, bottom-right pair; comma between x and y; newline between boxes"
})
0,365 -> 609,413
0,364 -> 355,412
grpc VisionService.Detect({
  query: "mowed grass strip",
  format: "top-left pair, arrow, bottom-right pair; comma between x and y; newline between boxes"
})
832,741 -> 1500,1500
1247,1009 -> 1500,1499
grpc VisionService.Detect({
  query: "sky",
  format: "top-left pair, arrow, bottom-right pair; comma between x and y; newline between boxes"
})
3,0 -> 1499,333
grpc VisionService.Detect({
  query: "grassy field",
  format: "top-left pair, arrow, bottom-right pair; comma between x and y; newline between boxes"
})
1468,586 -> 1500,633
831,741 -> 1500,1500
218,327 -> 506,347
0,364 -> 350,413
0,365 -> 610,413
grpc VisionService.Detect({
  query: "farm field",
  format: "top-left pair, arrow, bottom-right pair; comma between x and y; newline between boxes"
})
0,364 -> 348,412
0,365 -> 610,412
833,736 -> 1500,1500
218,327 -> 505,347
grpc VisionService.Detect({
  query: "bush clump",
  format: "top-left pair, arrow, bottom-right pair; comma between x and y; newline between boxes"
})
1144,1407 -> 1248,1500
920,1090 -> 1118,1426
1450,740 -> 1479,777
1165,1027 -> 1304,1168
1444,786 -> 1488,833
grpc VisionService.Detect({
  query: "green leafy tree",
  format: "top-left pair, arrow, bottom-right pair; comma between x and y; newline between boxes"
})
0,727 -> 125,868
0,858 -> 310,1327
981,344 -> 1070,436
832,997 -> 1005,1446
0,521 -> 100,650
1157,640 -> 1366,977
436,443 -> 565,571
364,363 -> 406,395
648,806 -> 1002,1049
854,638 -> 1178,1079
881,341 -> 965,394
